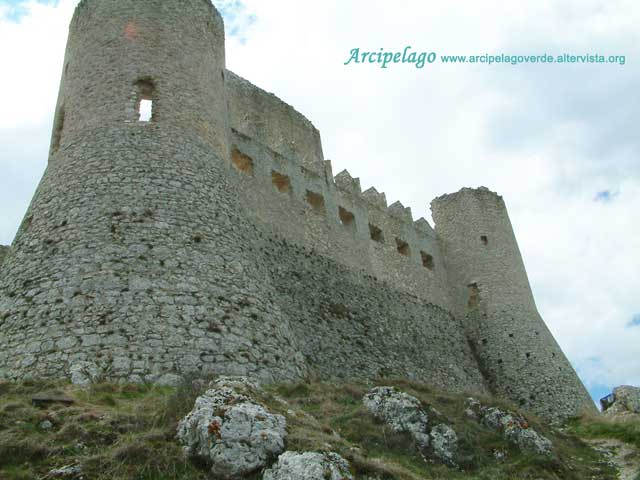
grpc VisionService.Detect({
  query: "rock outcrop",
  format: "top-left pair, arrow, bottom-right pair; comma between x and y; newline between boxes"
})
363,386 -> 430,448
363,386 -> 459,466
465,398 -> 553,455
429,423 -> 459,467
263,451 -> 353,480
603,386 -> 640,417
177,378 -> 286,479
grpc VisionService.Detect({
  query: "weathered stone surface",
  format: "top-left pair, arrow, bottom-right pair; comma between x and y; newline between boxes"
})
604,386 -> 640,416
430,423 -> 458,467
155,373 -> 183,387
69,362 -> 101,386
0,246 -> 8,267
263,451 -> 353,480
363,387 -> 430,448
177,382 -> 286,478
466,398 -> 553,455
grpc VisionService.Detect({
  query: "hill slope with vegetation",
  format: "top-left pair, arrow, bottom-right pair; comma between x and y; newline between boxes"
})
0,377 -> 634,479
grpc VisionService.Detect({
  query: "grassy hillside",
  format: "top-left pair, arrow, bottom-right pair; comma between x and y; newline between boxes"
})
0,378 -> 625,479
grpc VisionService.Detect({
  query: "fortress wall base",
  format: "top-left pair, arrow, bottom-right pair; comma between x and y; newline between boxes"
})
258,235 -> 489,394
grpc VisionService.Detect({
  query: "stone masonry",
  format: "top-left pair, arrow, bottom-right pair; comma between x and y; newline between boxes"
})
0,0 -> 595,421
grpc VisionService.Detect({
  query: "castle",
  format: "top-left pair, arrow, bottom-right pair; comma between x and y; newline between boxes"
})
0,0 -> 594,421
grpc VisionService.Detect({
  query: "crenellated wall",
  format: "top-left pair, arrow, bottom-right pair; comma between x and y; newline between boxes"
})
225,81 -> 452,309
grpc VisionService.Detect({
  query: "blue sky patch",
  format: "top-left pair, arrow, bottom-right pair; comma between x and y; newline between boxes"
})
594,189 -> 619,203
213,0 -> 256,43
0,0 -> 59,22
627,314 -> 640,328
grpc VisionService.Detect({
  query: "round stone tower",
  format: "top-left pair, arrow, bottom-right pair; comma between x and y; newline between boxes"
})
431,187 -> 595,420
0,0 -> 306,383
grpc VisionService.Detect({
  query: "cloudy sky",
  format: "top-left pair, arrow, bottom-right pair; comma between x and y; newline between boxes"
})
0,0 -> 638,404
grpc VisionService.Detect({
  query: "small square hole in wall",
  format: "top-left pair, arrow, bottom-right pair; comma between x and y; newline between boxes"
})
369,224 -> 384,243
420,251 -> 434,270
338,207 -> 355,227
271,171 -> 291,193
396,238 -> 410,256
231,149 -> 254,175
306,190 -> 325,212
481,235 -> 488,245
138,99 -> 153,122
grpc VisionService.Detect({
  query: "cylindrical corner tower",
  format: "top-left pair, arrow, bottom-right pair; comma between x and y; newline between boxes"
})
0,0 -> 306,383
431,187 -> 594,420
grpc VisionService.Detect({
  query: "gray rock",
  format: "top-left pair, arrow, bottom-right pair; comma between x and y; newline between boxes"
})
177,382 -> 286,478
466,398 -> 553,455
263,451 -> 353,480
604,386 -> 640,416
430,423 -> 458,466
47,463 -> 82,478
69,361 -> 101,386
363,386 -> 429,448
212,375 -> 260,392
39,419 -> 54,430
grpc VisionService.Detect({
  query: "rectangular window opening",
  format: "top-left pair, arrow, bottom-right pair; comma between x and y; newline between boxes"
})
420,251 -> 434,270
271,171 -> 291,193
306,190 -> 325,212
481,235 -> 488,246
138,99 -> 153,122
231,148 -> 254,175
369,224 -> 384,243
396,238 -> 410,257
338,206 -> 355,227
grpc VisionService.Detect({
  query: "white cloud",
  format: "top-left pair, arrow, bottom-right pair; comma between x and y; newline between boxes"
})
1,0 -> 638,398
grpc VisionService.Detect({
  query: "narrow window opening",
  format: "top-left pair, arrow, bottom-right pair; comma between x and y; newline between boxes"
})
138,99 -> 153,122
467,282 -> 480,308
231,149 -> 254,175
306,190 -> 325,212
481,235 -> 488,245
135,78 -> 156,123
396,238 -> 410,257
338,207 -> 355,227
420,251 -> 434,270
369,224 -> 384,243
271,171 -> 291,193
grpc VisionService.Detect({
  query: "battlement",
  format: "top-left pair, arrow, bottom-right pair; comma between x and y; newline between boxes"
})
224,78 -> 448,305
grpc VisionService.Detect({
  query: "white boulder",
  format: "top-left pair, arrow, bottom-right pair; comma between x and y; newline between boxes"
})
263,451 -> 353,480
177,381 -> 286,479
363,386 -> 429,448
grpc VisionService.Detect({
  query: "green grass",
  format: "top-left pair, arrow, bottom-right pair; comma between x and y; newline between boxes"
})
0,377 -> 627,480
568,413 -> 640,448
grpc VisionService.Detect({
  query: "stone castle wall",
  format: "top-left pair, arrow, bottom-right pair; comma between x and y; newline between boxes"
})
0,0 -> 594,420
0,246 -> 8,267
